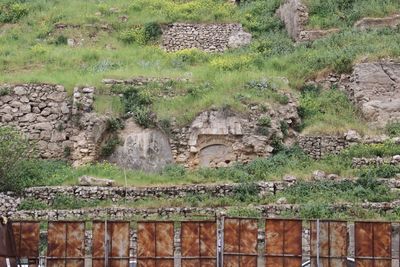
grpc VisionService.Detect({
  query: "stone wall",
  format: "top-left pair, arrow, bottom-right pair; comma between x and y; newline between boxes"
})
276,0 -> 339,42
298,132 -> 400,159
355,14 -> 400,30
161,23 -> 251,52
352,155 -> 400,168
22,181 -> 290,204
297,135 -> 352,159
0,84 -> 108,165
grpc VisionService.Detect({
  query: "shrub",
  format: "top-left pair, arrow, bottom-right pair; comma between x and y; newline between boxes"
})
54,35 -> 68,46
106,118 -> 124,132
233,182 -> 260,202
0,2 -> 29,23
143,22 -> 162,42
122,87 -> 156,128
100,137 -> 121,157
134,106 -> 155,128
0,127 -> 36,192
257,116 -> 271,136
0,87 -> 11,96
385,122 -> 400,137
210,55 -> 254,71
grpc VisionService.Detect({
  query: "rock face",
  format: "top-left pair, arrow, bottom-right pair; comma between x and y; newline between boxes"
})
170,97 -> 300,168
354,14 -> 400,30
0,84 -> 108,165
109,119 -> 173,172
343,61 -> 400,127
162,23 -> 251,52
276,0 -> 339,42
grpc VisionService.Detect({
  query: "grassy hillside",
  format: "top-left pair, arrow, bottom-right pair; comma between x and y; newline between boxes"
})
1,0 -> 400,129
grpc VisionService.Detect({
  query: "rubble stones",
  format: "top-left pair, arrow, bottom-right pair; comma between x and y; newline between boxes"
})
78,176 -> 115,187
354,14 -> 400,30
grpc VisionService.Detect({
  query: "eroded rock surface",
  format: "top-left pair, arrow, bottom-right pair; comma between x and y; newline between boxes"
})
109,119 -> 173,172
355,14 -> 400,30
344,61 -> 400,127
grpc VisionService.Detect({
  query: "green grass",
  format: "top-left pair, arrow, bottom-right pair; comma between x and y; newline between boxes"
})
1,0 -> 400,130
304,0 -> 400,29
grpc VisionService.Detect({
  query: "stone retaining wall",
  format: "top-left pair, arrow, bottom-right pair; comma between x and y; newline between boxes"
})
352,155 -> 400,168
297,135 -> 351,159
22,181 -> 290,204
6,200 -> 400,221
0,84 -> 109,165
161,23 -> 251,52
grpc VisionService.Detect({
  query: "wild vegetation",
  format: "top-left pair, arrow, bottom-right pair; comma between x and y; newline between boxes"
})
1,0 -> 400,219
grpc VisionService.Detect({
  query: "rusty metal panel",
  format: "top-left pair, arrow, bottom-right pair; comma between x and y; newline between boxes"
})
355,222 -> 391,267
223,218 -> 258,267
12,222 -> 40,260
310,221 -> 347,267
181,221 -> 217,267
92,221 -> 130,267
137,222 -> 174,267
47,222 -> 85,267
265,219 -> 302,267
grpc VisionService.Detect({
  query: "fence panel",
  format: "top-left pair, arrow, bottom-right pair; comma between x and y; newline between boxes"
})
92,221 -> 130,267
47,222 -> 85,267
355,222 -> 391,267
11,222 -> 40,267
223,218 -> 258,267
137,222 -> 174,267
310,220 -> 348,267
265,219 -> 302,267
181,221 -> 217,267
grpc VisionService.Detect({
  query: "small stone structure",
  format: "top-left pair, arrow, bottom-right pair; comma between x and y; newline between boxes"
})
276,0 -> 339,42
102,76 -> 189,86
161,23 -> 251,52
354,14 -> 400,30
0,84 -> 108,165
170,101 -> 300,168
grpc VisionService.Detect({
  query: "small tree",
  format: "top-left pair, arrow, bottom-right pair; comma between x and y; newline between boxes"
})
0,126 -> 37,192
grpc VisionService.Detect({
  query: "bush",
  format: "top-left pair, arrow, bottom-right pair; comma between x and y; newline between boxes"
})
0,127 -> 36,192
122,87 -> 156,128
143,22 -> 162,42
233,182 -> 260,202
210,55 -> 254,71
106,118 -> 124,132
385,122 -> 400,137
0,2 -> 29,23
100,137 -> 121,157
54,35 -> 68,46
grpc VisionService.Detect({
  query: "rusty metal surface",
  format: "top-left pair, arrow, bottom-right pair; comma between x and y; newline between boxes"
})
92,221 -> 130,267
11,222 -> 40,260
137,222 -> 174,267
265,219 -> 302,267
223,218 -> 258,267
47,222 -> 85,267
181,221 -> 217,267
355,222 -> 391,267
310,221 -> 347,267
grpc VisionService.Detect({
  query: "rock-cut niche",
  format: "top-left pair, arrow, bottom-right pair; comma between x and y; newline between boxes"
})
198,144 -> 235,168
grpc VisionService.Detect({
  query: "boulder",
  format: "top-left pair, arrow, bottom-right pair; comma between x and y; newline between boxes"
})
78,176 -> 115,187
343,61 -> 400,127
108,119 -> 173,172
228,31 -> 252,49
312,170 -> 326,181
344,130 -> 361,142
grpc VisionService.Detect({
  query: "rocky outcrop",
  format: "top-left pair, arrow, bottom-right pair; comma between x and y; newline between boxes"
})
354,14 -> 400,30
276,0 -> 339,42
170,99 -> 300,168
162,23 -> 251,52
0,84 -> 108,165
108,119 -> 173,172
78,176 -> 115,187
343,60 -> 400,127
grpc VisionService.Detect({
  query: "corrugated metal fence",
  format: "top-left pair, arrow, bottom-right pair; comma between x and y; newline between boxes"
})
1,218 -> 399,267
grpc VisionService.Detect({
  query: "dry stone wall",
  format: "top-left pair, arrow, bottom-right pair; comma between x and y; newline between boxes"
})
162,23 -> 251,52
354,14 -> 400,30
0,84 -> 108,165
